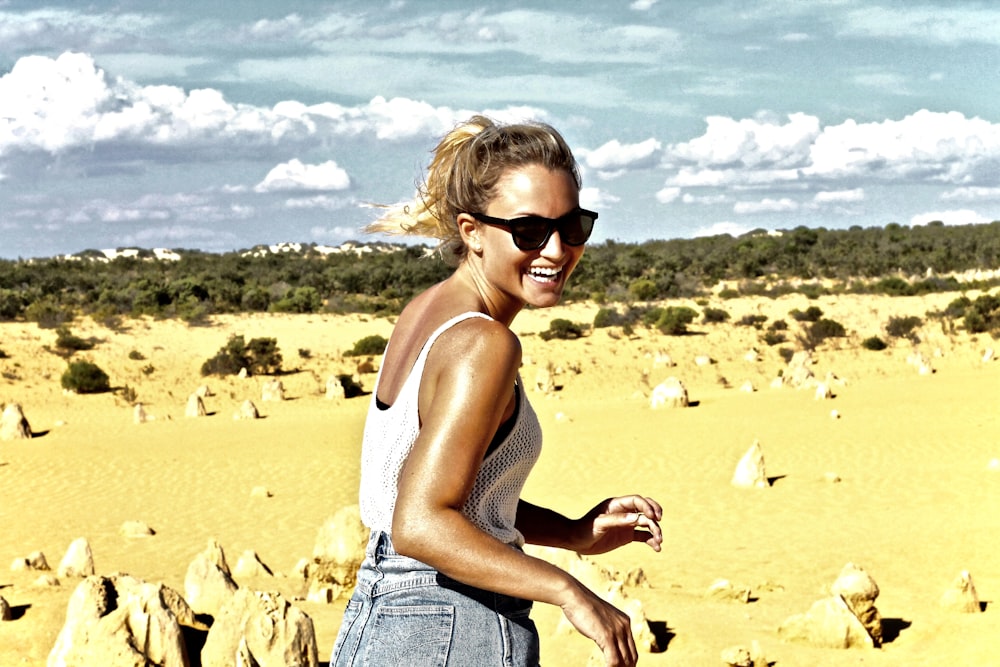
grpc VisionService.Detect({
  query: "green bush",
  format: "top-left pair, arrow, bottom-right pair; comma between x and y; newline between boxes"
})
789,306 -> 823,323
702,307 -> 730,324
862,336 -> 888,351
61,360 -> 111,394
962,294 -> 1000,334
593,307 -> 623,329
762,330 -> 786,346
736,314 -> 768,328
540,318 -> 585,341
628,278 -> 658,301
886,315 -> 923,339
800,318 -> 847,349
201,335 -> 283,376
347,334 -> 389,357
128,350 -> 146,361
55,326 -> 95,353
656,306 -> 698,335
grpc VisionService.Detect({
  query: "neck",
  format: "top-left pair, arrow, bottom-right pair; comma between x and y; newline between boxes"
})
451,261 -> 523,327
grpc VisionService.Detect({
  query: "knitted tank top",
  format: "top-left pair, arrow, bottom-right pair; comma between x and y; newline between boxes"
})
358,312 -> 542,547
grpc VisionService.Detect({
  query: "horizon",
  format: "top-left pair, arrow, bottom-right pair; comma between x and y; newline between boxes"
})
2,1 -> 999,260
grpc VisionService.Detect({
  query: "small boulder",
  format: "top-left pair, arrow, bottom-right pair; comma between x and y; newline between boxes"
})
234,399 -> 259,420
732,440 -> 769,489
200,589 -> 318,667
0,402 -> 31,440
184,539 -> 238,618
233,550 -> 273,578
325,376 -> 346,400
119,521 -> 155,538
940,570 -> 981,613
0,596 -> 11,621
57,538 -> 95,578
261,379 -> 284,402
650,377 -> 688,409
706,578 -> 751,603
185,393 -> 206,418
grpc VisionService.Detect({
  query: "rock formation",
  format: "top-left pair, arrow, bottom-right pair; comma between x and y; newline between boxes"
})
650,376 -> 688,409
940,570 -> 981,613
325,376 -> 345,400
234,400 -> 259,420
57,538 -> 95,578
119,521 -> 155,538
309,505 -> 368,600
260,379 -> 284,402
47,574 -> 202,667
185,393 -> 206,418
0,402 -> 31,440
184,539 -> 238,618
731,440 -> 768,489
779,562 -> 882,649
233,550 -> 273,578
200,589 -> 318,667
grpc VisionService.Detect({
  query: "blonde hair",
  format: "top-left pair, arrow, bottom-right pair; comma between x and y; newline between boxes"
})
366,115 -> 581,264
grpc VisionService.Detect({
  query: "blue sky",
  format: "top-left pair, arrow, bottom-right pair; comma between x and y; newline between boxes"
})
1,1 -> 999,259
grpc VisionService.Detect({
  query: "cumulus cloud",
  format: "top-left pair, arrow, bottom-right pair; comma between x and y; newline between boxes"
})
941,186 -> 1000,201
814,188 -> 865,203
579,186 -> 619,210
656,186 -> 680,204
255,159 -> 351,193
733,198 -> 799,214
629,0 -> 658,10
910,209 -> 993,226
693,221 -> 756,238
582,138 -> 662,178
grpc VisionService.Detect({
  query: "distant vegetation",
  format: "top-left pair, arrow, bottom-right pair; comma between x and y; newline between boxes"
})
0,222 -> 997,338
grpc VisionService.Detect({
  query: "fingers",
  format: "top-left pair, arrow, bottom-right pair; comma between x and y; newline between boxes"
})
608,494 -> 663,522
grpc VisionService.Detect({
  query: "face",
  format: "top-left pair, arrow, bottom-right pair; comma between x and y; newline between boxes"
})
465,164 -> 586,311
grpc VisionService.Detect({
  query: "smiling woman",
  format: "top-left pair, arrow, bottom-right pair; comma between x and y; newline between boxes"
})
329,116 -> 663,667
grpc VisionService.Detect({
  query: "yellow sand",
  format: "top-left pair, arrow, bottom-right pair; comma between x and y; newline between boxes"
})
1,291 -> 998,666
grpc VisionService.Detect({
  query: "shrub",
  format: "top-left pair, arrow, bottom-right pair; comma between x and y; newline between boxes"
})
201,335 -> 283,376
55,326 -> 95,353
736,314 -> 768,328
593,307 -> 623,329
962,294 -> 1000,334
777,347 -> 795,363
656,306 -> 697,335
0,347 -> 8,359
628,278 -> 658,301
718,288 -> 740,300
346,334 -> 389,357
789,306 -> 823,323
762,330 -> 786,346
128,350 -> 146,361
540,319 -> 585,341
25,298 -> 73,329
61,360 -> 111,394
862,336 -> 888,351
800,318 -> 847,349
886,315 -> 923,340
701,307 -> 730,324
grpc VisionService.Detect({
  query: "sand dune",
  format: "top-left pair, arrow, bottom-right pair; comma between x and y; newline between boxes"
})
1,292 -> 998,666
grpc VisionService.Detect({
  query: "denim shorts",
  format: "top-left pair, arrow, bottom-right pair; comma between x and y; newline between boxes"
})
330,531 -> 540,666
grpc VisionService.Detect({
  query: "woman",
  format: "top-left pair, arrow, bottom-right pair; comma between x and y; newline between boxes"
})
331,115 -> 663,667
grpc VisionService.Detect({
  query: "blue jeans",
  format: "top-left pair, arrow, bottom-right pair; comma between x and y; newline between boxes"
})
330,531 -> 540,666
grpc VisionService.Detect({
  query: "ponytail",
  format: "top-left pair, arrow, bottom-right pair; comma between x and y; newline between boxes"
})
366,115 -> 580,265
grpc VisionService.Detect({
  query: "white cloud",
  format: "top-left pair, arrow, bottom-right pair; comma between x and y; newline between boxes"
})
579,186 -> 619,210
814,188 -> 865,203
655,186 -> 680,204
910,209 -> 993,226
781,33 -> 811,42
682,193 -> 729,205
670,112 -> 821,169
940,186 -> 1000,201
285,195 -> 354,210
734,198 -> 799,214
841,6 -> 1000,46
629,0 -> 658,10
255,159 -> 351,193
582,138 -> 662,177
693,221 -> 756,238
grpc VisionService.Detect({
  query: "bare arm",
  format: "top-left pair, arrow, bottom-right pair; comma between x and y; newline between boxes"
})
390,318 -> 641,665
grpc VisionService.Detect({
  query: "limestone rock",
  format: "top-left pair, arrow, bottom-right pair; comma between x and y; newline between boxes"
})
260,379 -> 284,402
132,403 -> 152,424
0,402 -> 31,440
195,384 -> 214,398
778,594 -> 876,649
940,570 -> 981,613
57,538 -> 95,578
200,589 -> 318,667
234,400 -> 259,420
650,376 -> 688,409
814,382 -> 833,400
831,562 -> 882,647
233,550 -> 273,578
249,486 -> 272,499
721,641 -> 767,667
325,376 -> 345,400
185,393 -> 206,418
310,505 -> 367,593
119,521 -> 155,538
47,575 -> 194,667
706,578 -> 751,603
184,539 -> 238,617
534,365 -> 555,393
12,550 -> 50,572
732,440 -> 768,489
0,596 -> 10,621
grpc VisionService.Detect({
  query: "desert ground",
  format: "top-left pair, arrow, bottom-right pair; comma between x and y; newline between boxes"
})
1,290 -> 998,666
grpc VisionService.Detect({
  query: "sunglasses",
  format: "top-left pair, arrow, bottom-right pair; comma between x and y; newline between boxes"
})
469,208 -> 598,251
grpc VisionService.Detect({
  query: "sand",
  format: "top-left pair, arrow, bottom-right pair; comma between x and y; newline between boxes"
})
1,291 -> 998,666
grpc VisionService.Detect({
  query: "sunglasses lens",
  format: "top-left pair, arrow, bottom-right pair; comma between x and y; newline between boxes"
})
509,220 -> 550,250
500,210 -> 597,250
559,212 -> 595,246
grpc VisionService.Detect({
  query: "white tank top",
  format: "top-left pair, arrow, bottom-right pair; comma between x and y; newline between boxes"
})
357,312 -> 542,546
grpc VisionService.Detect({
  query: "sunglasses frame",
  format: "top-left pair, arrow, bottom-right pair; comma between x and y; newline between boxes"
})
468,208 -> 598,251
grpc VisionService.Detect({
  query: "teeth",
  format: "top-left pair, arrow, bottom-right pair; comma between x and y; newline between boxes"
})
530,267 -> 560,277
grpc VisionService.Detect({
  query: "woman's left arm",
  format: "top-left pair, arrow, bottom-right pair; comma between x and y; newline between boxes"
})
516,495 -> 663,556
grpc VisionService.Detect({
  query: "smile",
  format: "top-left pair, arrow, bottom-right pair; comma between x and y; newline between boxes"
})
528,266 -> 562,283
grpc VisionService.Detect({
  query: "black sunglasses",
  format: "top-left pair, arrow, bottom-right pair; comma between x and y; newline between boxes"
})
469,208 -> 598,251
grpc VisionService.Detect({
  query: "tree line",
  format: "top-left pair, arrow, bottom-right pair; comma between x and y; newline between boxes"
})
0,221 -> 998,326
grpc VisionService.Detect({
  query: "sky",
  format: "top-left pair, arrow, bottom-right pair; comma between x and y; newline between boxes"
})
1,1 -> 999,259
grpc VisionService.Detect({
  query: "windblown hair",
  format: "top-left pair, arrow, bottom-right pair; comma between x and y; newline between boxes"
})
366,115 -> 581,264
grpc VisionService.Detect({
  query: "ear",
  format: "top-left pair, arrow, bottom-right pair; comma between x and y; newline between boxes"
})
457,213 -> 482,252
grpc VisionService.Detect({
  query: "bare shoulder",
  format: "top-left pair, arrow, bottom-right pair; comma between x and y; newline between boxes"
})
433,316 -> 521,370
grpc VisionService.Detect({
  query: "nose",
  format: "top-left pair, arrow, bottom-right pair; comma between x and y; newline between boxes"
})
538,226 -> 566,259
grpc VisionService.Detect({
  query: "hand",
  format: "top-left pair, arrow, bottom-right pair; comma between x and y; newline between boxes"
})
574,495 -> 663,556
561,580 -> 639,667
